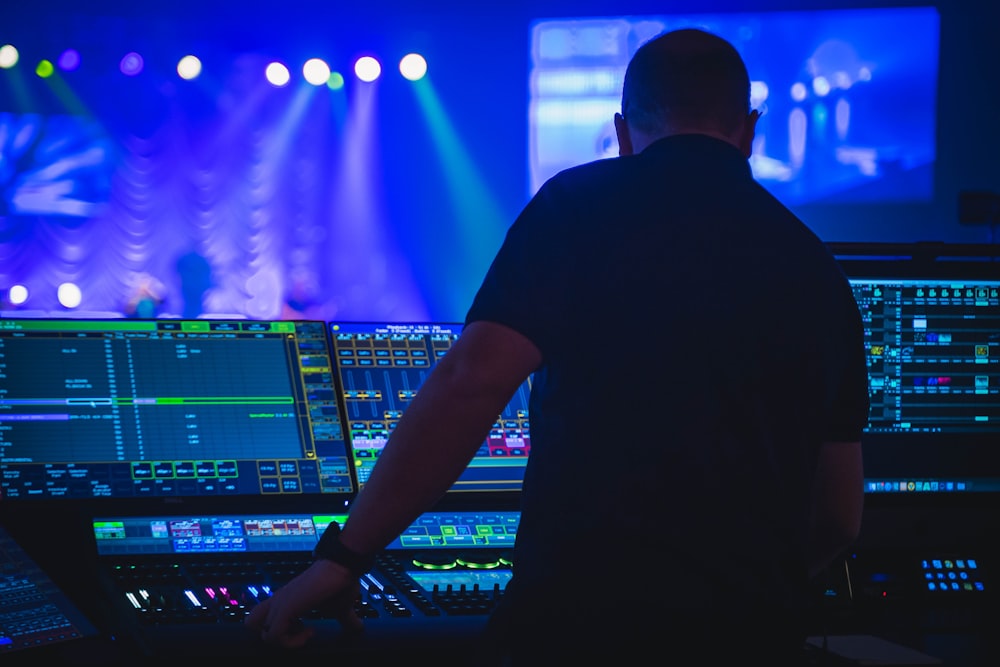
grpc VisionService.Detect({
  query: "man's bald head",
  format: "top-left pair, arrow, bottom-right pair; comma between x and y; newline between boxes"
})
617,28 -> 754,153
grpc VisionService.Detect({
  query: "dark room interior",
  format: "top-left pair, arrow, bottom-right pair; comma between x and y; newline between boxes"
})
1,1 -> 998,664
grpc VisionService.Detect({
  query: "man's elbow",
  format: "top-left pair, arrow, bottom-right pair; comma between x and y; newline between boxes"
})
827,498 -> 864,551
834,515 -> 863,551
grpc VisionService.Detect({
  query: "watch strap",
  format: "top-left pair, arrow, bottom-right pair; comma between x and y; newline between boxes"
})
313,522 -> 376,576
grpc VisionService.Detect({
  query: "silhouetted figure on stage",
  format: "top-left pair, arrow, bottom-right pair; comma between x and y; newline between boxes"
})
123,272 -> 166,319
246,28 -> 870,666
175,249 -> 212,319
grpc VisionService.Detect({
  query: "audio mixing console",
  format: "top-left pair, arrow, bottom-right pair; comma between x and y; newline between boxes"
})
91,510 -> 518,659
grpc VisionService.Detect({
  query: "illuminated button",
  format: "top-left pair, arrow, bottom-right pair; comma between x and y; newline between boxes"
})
456,551 -> 502,569
412,552 -> 457,570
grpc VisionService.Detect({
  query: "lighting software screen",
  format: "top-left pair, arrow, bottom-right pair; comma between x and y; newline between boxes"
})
846,272 -> 1000,494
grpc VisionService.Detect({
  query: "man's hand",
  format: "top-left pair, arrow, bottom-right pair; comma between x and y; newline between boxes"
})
245,559 -> 364,648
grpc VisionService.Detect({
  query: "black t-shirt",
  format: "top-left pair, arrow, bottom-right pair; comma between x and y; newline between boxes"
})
465,134 -> 870,659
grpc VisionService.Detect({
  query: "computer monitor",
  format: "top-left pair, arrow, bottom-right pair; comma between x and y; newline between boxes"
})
328,322 -> 530,497
0,319 -> 355,508
838,259 -> 1000,497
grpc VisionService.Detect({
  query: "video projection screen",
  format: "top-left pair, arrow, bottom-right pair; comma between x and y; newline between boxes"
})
528,7 -> 940,207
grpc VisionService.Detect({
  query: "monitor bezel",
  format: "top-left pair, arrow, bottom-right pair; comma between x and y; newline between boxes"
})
0,317 -> 359,512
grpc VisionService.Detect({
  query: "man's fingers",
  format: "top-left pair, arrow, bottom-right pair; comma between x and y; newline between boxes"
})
244,599 -> 270,632
338,607 -> 365,634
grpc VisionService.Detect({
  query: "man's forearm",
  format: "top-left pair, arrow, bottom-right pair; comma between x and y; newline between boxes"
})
337,361 -> 517,556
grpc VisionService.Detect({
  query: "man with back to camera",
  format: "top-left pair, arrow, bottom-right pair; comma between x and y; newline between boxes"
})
247,28 -> 870,665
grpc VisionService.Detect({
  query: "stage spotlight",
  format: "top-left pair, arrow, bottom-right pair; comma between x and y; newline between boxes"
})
7,284 -> 28,306
354,56 -> 381,82
57,282 -> 83,309
35,59 -> 54,78
120,51 -> 144,76
327,71 -> 345,90
177,55 -> 202,80
266,61 -> 291,87
0,44 -> 18,68
57,49 -> 80,71
303,58 -> 330,86
399,53 -> 427,81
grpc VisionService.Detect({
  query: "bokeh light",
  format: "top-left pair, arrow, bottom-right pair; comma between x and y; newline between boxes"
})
7,284 -> 29,305
812,75 -> 832,97
57,49 -> 81,71
303,58 -> 330,86
0,44 -> 18,68
750,80 -> 769,108
399,53 -> 427,81
265,61 -> 291,87
120,51 -> 144,76
327,71 -> 345,90
35,59 -> 54,78
177,55 -> 202,80
57,283 -> 83,309
354,56 -> 381,82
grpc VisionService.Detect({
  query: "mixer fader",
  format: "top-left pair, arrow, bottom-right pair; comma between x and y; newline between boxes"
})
0,524 -> 101,659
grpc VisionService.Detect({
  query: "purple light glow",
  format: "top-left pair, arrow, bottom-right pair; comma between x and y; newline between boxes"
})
120,51 -> 144,76
57,49 -> 81,71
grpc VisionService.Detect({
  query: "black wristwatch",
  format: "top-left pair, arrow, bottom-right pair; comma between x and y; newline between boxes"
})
313,522 -> 376,576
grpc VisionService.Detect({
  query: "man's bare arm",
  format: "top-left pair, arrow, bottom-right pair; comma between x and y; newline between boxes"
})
337,320 -> 542,556
807,440 -> 864,579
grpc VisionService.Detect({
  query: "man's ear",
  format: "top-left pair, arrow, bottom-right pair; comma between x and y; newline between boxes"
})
614,113 -> 633,156
740,109 -> 760,158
